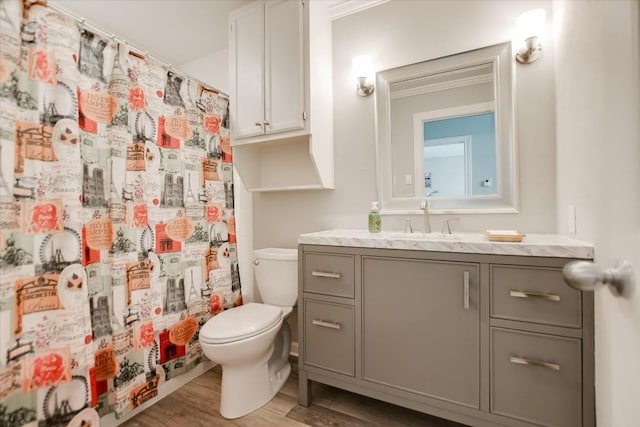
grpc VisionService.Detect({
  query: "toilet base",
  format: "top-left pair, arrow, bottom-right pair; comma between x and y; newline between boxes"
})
219,355 -> 291,419
218,322 -> 292,419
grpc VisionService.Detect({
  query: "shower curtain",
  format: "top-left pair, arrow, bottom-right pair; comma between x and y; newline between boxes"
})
0,1 -> 242,425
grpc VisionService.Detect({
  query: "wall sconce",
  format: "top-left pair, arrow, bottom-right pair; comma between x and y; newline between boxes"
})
352,56 -> 374,96
515,9 -> 546,64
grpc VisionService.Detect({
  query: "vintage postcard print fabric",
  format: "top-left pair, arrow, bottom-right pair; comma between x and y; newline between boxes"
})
0,1 -> 242,425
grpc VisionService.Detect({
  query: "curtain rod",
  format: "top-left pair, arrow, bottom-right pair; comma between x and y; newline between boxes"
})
44,2 -> 230,98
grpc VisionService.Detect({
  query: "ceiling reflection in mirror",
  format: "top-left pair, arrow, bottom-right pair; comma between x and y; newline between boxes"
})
376,42 -> 517,213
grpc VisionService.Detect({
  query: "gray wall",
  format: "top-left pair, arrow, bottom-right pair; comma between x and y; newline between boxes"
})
253,0 -> 557,251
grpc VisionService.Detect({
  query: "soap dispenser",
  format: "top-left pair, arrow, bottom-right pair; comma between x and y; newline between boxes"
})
368,202 -> 382,233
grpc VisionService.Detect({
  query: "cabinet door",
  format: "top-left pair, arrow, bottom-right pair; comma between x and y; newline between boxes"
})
491,328 -> 582,426
264,0 -> 304,135
304,300 -> 355,376
362,257 -> 480,408
230,2 -> 265,139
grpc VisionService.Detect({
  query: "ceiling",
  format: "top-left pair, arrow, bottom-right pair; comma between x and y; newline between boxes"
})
50,0 -> 254,65
50,1 -> 388,66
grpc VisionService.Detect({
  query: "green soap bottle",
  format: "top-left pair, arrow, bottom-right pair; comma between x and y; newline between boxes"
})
368,201 -> 382,233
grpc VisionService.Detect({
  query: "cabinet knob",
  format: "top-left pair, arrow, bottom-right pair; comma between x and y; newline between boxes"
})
263,120 -> 270,126
255,121 -> 262,127
563,260 -> 633,296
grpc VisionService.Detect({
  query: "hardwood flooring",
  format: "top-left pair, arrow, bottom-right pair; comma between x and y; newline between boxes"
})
122,359 -> 467,426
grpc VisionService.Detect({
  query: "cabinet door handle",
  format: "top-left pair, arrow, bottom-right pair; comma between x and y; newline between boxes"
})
255,121 -> 262,127
509,290 -> 561,302
263,120 -> 270,126
463,271 -> 470,309
510,356 -> 560,371
311,271 -> 341,279
312,319 -> 341,330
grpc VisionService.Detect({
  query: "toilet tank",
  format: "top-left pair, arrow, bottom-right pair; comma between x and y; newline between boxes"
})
254,248 -> 298,307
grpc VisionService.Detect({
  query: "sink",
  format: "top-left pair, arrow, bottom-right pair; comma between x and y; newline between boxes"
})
381,232 -> 460,241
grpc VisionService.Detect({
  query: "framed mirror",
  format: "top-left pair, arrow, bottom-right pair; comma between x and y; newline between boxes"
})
375,42 -> 517,214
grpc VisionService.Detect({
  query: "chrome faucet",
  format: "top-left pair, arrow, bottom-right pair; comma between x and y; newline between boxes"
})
420,199 -> 431,233
441,217 -> 460,234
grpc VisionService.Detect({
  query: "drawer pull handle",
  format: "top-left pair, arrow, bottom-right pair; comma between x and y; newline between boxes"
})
463,271 -> 470,310
509,290 -> 560,301
312,319 -> 341,330
510,356 -> 560,371
312,271 -> 341,279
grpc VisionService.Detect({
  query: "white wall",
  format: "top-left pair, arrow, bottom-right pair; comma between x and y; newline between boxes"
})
253,0 -> 558,250
180,49 -> 230,95
553,1 -> 640,425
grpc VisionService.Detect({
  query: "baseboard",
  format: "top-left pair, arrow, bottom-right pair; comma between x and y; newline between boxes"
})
100,360 -> 215,427
290,341 -> 299,357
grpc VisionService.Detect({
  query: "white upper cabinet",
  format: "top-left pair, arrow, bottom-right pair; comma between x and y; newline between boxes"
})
231,1 -> 304,139
229,0 -> 334,191
230,1 -> 266,139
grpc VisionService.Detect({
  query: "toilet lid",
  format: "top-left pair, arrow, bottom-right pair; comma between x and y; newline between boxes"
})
199,303 -> 282,344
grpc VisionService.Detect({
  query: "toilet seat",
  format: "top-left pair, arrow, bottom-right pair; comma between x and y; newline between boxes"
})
200,303 -> 282,345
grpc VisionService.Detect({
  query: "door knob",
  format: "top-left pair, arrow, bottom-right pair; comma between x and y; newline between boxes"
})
563,260 -> 633,296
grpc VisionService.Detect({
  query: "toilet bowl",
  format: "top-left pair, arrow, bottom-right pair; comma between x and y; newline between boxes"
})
199,248 -> 297,419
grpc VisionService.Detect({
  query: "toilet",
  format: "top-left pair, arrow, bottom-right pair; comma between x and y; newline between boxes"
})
199,248 -> 298,419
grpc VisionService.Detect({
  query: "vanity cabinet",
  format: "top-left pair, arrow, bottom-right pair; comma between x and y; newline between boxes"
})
489,264 -> 586,426
229,0 -> 334,191
300,251 -> 356,376
298,244 -> 594,427
362,257 -> 480,408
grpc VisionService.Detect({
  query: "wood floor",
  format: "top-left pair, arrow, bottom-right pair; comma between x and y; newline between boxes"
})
122,358 -> 467,427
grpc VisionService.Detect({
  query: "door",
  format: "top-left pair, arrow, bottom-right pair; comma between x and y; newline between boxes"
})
229,2 -> 264,139
362,256 -> 480,408
264,0 -> 304,135
554,1 -> 639,425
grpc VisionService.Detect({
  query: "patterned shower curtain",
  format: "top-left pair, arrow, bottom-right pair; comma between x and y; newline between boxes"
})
0,1 -> 242,425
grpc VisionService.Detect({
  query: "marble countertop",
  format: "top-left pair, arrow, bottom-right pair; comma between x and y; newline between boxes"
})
298,229 -> 594,259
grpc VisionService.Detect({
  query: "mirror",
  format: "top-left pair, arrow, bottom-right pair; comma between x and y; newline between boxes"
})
375,42 -> 517,214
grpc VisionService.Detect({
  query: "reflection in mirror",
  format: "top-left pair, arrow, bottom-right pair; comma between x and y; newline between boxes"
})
376,42 -> 517,214
424,135 -> 472,197
419,111 -> 496,198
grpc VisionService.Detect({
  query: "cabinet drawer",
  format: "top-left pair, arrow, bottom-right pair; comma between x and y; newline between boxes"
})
491,265 -> 582,328
304,253 -> 355,298
491,328 -> 582,427
303,300 -> 354,376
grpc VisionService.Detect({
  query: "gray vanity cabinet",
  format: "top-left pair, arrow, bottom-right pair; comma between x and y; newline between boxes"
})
303,299 -> 355,376
362,257 -> 480,408
298,245 -> 594,427
490,328 -> 582,426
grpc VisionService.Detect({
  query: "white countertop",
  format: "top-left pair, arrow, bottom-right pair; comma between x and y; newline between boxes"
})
298,229 -> 594,259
